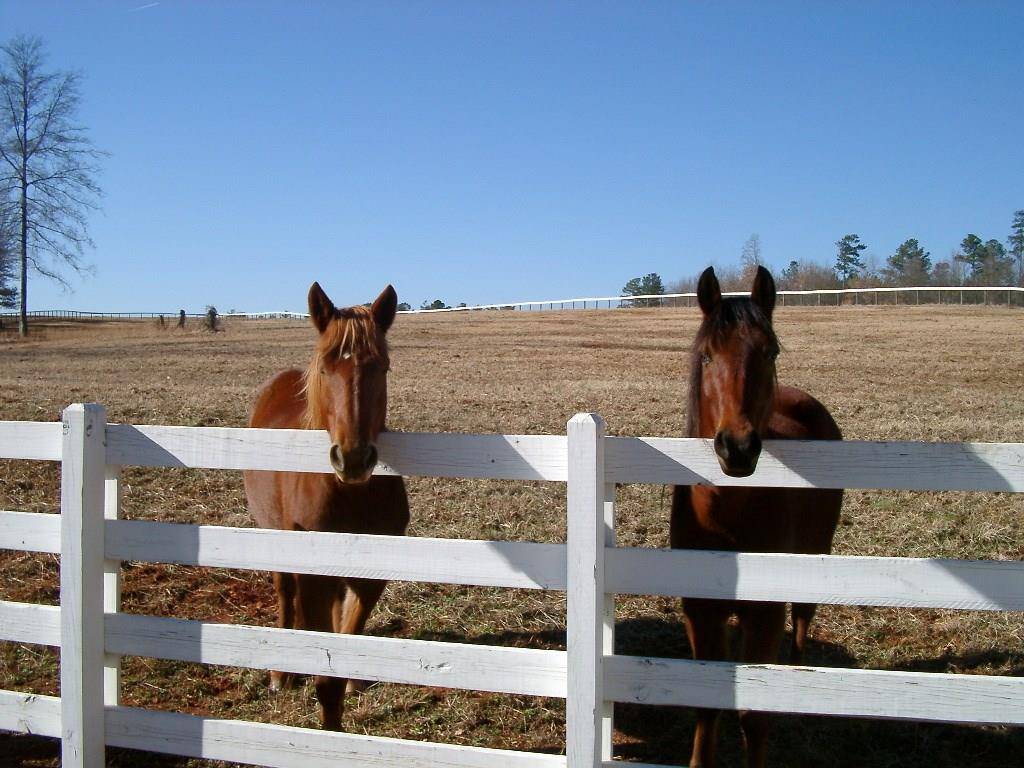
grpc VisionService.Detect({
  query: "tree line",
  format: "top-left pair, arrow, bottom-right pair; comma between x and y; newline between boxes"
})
624,216 -> 1024,301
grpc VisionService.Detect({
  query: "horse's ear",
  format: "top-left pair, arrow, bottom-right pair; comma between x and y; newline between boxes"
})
751,265 -> 776,319
371,284 -> 398,333
697,267 -> 721,316
308,281 -> 336,333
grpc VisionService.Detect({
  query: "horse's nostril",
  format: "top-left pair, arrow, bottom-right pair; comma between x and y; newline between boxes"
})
366,444 -> 378,469
329,444 -> 345,474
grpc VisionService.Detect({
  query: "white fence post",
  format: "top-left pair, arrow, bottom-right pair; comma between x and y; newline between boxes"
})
566,413 -> 609,768
60,403 -> 107,768
104,465 -> 122,705
601,480 -> 616,761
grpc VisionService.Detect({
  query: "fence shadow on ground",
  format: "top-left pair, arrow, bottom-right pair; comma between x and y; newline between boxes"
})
611,614 -> 1024,768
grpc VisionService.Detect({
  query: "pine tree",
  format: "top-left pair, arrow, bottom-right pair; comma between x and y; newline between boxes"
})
883,239 -> 931,286
1008,210 -> 1024,286
833,234 -> 867,285
622,273 -> 665,307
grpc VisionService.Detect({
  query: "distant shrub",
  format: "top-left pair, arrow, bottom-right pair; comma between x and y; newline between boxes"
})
203,305 -> 220,332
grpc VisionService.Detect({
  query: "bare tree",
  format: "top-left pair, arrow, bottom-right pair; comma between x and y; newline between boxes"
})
739,233 -> 762,282
0,207 -> 16,308
0,35 -> 104,336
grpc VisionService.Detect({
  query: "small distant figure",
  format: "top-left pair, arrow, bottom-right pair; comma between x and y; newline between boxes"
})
177,310 -> 186,328
157,315 -> 166,328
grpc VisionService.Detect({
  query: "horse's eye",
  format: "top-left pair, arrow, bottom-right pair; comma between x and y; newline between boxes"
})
701,352 -> 712,365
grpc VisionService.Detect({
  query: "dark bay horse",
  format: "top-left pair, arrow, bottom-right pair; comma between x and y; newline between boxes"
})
243,282 -> 409,730
671,266 -> 843,767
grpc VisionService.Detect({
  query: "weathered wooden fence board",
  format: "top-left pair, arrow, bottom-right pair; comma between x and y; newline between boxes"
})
606,547 -> 1024,610
107,614 -> 567,698
105,519 -> 567,590
2,412 -> 1023,768
605,654 -> 1024,725
605,436 -> 1024,491
0,690 -> 61,739
0,600 -> 60,646
59,404 -> 107,767
106,425 -> 568,480
0,510 -> 60,553
0,421 -> 61,461
106,706 -> 567,768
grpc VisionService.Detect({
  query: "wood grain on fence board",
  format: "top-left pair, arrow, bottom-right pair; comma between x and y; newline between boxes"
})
0,600 -> 60,646
59,404 -> 107,768
0,510 -> 60,553
605,436 -> 1024,491
106,614 -> 567,698
104,466 -> 123,707
0,690 -> 61,739
606,547 -> 1024,610
604,655 -> 1024,724
0,420 -> 61,461
105,424 -> 568,480
102,423 -> 1024,492
106,705 -> 567,768
566,414 -> 608,768
106,519 -> 567,590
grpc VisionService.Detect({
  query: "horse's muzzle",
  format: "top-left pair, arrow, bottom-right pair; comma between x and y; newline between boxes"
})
329,443 -> 378,484
713,430 -> 762,478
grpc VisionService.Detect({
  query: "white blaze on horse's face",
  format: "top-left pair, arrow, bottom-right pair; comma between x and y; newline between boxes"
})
323,349 -> 389,484
306,282 -> 398,484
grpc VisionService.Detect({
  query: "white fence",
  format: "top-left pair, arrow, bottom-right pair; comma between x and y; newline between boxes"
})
231,286 -> 1024,316
397,285 -> 1024,313
6,286 -> 1022,323
1,406 -> 1024,768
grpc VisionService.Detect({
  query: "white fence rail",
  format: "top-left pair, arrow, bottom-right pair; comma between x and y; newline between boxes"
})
397,285 -> 1024,314
232,286 -> 1024,315
6,286 -> 1023,323
1,409 -> 1023,768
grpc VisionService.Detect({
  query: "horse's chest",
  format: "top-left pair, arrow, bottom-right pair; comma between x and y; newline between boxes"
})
686,487 -> 800,552
282,475 -> 409,535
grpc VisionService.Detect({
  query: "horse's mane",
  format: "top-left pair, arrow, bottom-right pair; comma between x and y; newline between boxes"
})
302,306 -> 387,430
687,297 -> 779,436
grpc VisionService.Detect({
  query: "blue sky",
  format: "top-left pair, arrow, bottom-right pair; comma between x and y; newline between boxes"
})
3,1 -> 1022,312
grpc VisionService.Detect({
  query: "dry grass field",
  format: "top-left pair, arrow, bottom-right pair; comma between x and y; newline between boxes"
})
2,304 -> 1023,767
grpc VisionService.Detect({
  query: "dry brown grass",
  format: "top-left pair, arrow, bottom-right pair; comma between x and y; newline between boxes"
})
2,305 -> 1024,767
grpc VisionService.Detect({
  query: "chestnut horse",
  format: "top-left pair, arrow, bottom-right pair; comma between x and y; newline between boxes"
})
243,283 -> 409,730
670,266 -> 843,767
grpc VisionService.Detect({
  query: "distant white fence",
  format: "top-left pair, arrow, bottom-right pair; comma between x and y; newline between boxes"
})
2,407 -> 1024,768
5,286 -> 1022,323
399,285 -> 1024,314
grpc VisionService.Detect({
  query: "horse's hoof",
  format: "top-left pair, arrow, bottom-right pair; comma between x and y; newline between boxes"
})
320,717 -> 343,731
345,678 -> 370,696
269,672 -> 294,692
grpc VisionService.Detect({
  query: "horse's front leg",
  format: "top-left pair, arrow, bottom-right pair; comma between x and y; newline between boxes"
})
682,598 -> 731,768
296,574 -> 345,730
335,578 -> 388,695
737,601 -> 786,768
269,571 -> 297,691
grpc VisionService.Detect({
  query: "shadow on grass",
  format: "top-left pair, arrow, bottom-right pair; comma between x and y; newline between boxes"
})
0,735 -> 198,768
611,615 -> 1024,768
